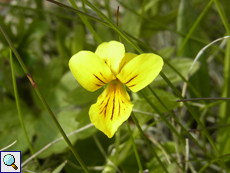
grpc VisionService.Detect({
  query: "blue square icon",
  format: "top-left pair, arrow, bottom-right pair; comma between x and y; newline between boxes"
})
0,151 -> 21,173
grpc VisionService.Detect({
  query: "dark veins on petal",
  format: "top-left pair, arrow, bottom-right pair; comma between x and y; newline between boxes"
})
127,84 -> 136,87
118,99 -> 121,117
111,91 -> 116,120
103,97 -> 110,118
95,84 -> 102,87
100,72 -> 107,81
125,74 -> 138,84
93,74 -> 106,84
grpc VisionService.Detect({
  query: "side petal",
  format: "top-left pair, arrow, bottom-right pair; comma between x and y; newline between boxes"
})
117,53 -> 163,92
95,41 -> 125,75
69,51 -> 116,92
89,80 -> 133,138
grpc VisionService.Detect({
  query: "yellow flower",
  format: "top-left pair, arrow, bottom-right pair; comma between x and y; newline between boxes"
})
69,41 -> 163,138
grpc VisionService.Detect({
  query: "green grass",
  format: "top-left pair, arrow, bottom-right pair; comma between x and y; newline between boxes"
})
0,0 -> 230,172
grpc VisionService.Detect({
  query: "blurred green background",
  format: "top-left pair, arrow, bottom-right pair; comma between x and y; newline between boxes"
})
0,0 -> 230,172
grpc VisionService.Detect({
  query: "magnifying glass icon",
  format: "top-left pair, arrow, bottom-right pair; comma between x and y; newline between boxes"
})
3,154 -> 18,170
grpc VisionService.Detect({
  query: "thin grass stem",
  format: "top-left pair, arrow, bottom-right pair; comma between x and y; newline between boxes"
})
214,0 -> 230,34
185,138 -> 189,172
9,49 -> 40,168
126,121 -> 143,173
0,141 -> 17,151
131,112 -> 169,173
177,97 -> 230,102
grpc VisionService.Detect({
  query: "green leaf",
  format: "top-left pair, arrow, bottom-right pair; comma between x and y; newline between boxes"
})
133,89 -> 179,125
18,20 -> 49,50
153,58 -> 200,87
142,10 -> 177,32
121,4 -> 141,52
121,12 -> 140,38
46,71 -> 79,111
0,99 -> 35,153
0,56 -> 13,95
70,24 -> 86,55
0,16 -> 13,46
33,106 -> 96,158
96,23 -> 113,42
31,57 -> 64,111
65,86 -> 102,106
74,107 -> 97,139
56,23 -> 71,62
33,109 -> 80,158
158,47 -> 175,60
138,0 -> 160,14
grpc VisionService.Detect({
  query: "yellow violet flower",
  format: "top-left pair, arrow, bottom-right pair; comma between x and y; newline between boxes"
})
69,41 -> 163,138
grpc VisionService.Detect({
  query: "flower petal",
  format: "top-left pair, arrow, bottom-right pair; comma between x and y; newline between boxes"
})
117,53 -> 163,92
69,51 -> 116,92
95,41 -> 125,75
119,53 -> 137,73
89,80 -> 133,138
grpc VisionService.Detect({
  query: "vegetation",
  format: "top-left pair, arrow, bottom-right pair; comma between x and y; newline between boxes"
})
0,0 -> 230,172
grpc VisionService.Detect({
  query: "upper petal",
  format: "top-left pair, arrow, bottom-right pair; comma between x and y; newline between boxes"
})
117,53 -> 163,92
69,51 -> 116,92
89,80 -> 133,138
119,53 -> 137,73
95,41 -> 125,75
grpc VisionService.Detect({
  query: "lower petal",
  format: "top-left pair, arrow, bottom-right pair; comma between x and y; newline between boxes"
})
89,80 -> 133,138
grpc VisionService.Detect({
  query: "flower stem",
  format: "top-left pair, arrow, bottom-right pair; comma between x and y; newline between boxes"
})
126,121 -> 143,173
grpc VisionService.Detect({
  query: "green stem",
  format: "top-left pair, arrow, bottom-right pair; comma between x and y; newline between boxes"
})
10,50 -> 41,168
115,128 -> 120,162
0,21 -> 89,173
103,0 -> 111,19
126,121 -> 143,173
131,112 -> 169,173
214,0 -> 230,34
116,6 -> 122,43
